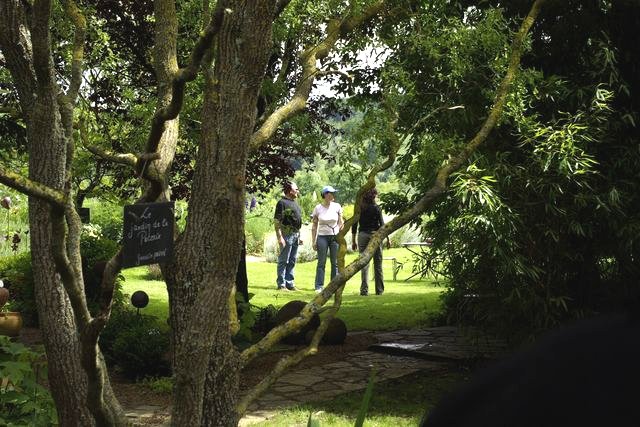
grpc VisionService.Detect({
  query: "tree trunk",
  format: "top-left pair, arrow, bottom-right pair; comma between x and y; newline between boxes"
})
28,106 -> 94,425
27,92 -> 124,426
0,1 -> 125,424
163,1 -> 277,425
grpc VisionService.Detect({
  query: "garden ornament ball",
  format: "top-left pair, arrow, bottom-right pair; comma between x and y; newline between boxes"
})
1,196 -> 11,209
131,290 -> 149,309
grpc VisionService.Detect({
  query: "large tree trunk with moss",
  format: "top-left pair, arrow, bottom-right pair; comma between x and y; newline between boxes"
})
27,91 -> 98,426
162,2 -> 277,425
0,1 -> 124,425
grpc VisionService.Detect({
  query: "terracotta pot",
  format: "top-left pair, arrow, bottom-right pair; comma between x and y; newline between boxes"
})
0,288 -> 8,308
0,312 -> 23,337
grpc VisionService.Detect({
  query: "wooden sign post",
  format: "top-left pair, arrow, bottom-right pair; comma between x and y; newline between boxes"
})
122,201 -> 174,268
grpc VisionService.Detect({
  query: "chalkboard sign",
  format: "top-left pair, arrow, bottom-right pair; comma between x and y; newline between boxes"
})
122,201 -> 174,268
78,207 -> 90,223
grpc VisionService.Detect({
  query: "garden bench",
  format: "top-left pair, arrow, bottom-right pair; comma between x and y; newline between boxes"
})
383,257 -> 403,281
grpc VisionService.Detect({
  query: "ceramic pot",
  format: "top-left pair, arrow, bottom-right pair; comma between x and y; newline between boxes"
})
0,312 -> 23,337
0,287 -> 8,308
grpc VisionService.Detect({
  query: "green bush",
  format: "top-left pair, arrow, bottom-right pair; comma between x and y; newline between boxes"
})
388,224 -> 421,248
85,199 -> 124,242
245,215 -> 272,255
0,336 -> 58,426
0,252 -> 36,326
0,227 -> 125,327
80,225 -> 126,312
100,308 -> 170,380
263,233 -> 317,263
146,264 -> 163,281
252,304 -> 279,336
140,376 -> 173,394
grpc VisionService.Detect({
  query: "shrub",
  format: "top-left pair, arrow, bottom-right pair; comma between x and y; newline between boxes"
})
252,304 -> 279,336
0,190 -> 30,257
388,224 -> 421,248
85,199 -> 124,242
245,215 -> 272,255
146,264 -> 163,281
0,252 -> 36,326
100,308 -> 170,380
0,226 -> 126,326
112,325 -> 170,379
263,232 -> 317,263
234,293 -> 257,345
80,225 -> 126,312
0,336 -> 58,426
140,376 -> 173,394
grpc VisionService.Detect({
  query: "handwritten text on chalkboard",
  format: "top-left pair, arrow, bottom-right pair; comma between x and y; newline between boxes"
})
122,202 -> 174,268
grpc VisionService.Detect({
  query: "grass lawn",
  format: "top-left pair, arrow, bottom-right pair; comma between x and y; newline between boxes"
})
253,371 -> 463,426
121,249 -> 455,423
121,248 -> 445,331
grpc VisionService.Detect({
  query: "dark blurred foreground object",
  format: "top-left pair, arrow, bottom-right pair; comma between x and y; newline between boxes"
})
422,313 -> 640,427
236,238 -> 249,303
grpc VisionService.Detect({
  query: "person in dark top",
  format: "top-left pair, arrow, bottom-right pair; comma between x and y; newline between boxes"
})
274,181 -> 303,291
351,188 -> 390,296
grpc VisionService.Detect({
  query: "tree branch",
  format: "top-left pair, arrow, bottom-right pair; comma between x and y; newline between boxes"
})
84,145 -> 144,169
0,0 -> 38,113
250,0 -> 387,151
339,98 -> 402,252
60,0 -> 86,102
140,3 -> 224,163
237,284 -> 344,415
0,166 -> 66,207
31,0 -> 55,90
435,0 -> 546,184
78,121 -> 160,178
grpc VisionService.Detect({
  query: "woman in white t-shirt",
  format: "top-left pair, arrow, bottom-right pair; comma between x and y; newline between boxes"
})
311,185 -> 344,293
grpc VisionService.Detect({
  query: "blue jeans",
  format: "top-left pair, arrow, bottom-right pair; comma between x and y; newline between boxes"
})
315,234 -> 338,290
276,232 -> 299,289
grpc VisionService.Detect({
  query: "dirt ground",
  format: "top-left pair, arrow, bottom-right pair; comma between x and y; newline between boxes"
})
18,327 -> 378,411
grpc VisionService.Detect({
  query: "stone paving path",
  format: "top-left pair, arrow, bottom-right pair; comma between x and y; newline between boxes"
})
124,326 -> 507,426
371,327 -> 508,361
239,350 -> 449,426
239,326 -> 506,425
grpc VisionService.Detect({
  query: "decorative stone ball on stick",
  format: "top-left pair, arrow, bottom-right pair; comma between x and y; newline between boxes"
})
0,196 -> 11,210
131,290 -> 149,309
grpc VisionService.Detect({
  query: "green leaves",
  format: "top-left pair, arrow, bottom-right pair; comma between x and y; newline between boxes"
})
0,336 -> 57,426
452,164 -> 501,211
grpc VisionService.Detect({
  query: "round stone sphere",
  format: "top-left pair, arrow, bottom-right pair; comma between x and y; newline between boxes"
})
131,290 -> 149,309
274,300 -> 320,344
322,317 -> 347,345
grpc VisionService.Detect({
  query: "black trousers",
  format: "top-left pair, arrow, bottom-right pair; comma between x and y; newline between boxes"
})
357,231 -> 384,295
